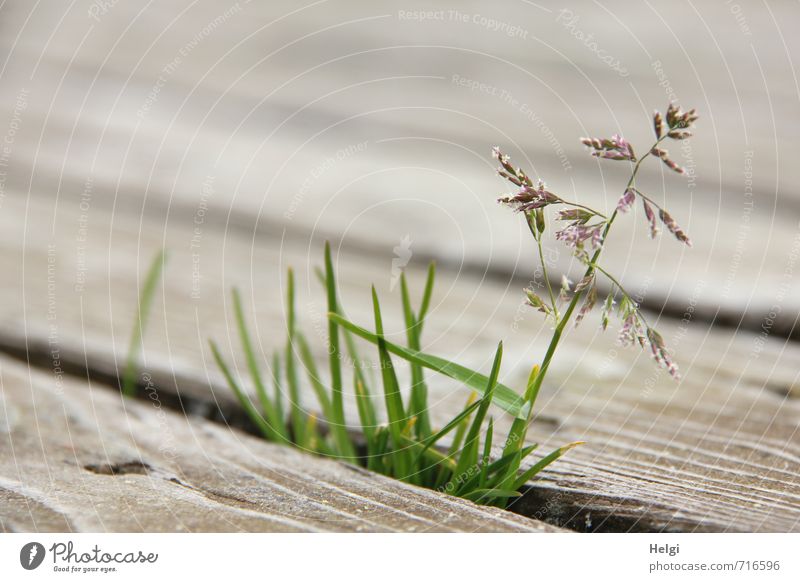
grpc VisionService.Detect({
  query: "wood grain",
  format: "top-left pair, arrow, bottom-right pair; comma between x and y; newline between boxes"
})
0,192 -> 797,532
0,355 -> 558,532
0,0 -> 798,331
0,0 -> 798,533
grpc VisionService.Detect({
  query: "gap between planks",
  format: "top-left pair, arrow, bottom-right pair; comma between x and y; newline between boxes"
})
0,191 -> 798,532
0,354 -> 559,533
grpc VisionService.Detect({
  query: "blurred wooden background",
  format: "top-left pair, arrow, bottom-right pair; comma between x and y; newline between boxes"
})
0,0 -> 798,532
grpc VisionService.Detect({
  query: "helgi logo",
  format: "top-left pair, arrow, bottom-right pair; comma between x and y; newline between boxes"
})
20,542 -> 46,570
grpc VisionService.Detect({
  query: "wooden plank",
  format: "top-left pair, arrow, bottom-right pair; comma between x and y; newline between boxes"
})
0,193 -> 797,532
0,354 -> 558,532
0,0 -> 799,331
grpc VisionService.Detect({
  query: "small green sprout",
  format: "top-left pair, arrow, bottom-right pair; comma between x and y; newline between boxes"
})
122,249 -> 166,397
211,243 -> 577,507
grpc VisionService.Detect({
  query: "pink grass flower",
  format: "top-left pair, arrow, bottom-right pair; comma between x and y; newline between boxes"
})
659,209 -> 692,246
581,134 -> 636,162
617,188 -> 636,213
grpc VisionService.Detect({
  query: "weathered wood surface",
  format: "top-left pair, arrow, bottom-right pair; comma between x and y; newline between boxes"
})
0,0 -> 798,332
0,354 -> 559,532
0,0 -> 799,533
0,193 -> 797,532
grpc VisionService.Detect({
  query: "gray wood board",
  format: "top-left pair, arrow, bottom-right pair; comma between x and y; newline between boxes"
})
0,0 -> 798,332
0,193 -> 797,532
0,354 -> 558,532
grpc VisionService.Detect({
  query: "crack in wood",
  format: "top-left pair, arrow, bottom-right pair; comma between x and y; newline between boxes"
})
0,336 -> 643,533
84,461 -> 152,476
507,484 -> 707,533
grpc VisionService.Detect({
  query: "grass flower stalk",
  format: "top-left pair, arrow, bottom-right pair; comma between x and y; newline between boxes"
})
494,102 -> 697,393
207,100 -> 698,510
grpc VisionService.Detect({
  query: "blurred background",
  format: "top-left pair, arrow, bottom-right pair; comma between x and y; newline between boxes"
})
0,0 -> 798,532
1,1 -> 798,319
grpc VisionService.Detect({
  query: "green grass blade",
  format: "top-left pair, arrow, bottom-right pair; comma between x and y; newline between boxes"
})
373,426 -> 392,474
232,288 -> 289,442
399,273 -> 414,325
209,340 -> 279,441
447,394 -> 477,457
371,287 -> 411,480
342,322 -> 374,386
434,392 -> 477,490
352,368 -> 379,470
317,262 -> 377,394
295,332 -> 335,420
412,261 -> 435,483
496,364 -> 542,489
523,364 -> 542,419
329,313 -> 525,418
460,488 -> 522,503
122,249 -> 166,397
324,242 -> 356,459
459,444 -> 539,493
413,398 -> 481,461
417,262 -> 436,323
354,375 -> 377,444
399,434 -> 457,472
479,418 -> 494,488
304,413 -> 323,453
512,441 -> 584,490
350,337 -> 378,460
451,342 -> 503,493
284,268 -> 307,448
271,352 -> 285,426
399,273 -> 431,438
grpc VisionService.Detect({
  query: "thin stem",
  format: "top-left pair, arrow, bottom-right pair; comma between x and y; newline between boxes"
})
535,234 -> 559,319
631,188 -> 665,212
589,262 -> 652,328
527,133 -> 669,407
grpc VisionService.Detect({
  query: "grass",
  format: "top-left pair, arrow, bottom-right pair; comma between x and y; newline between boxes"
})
121,98 -> 697,513
210,242 -> 580,508
122,249 -> 167,397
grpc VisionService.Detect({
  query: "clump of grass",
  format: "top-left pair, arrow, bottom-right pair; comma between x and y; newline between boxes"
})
211,100 -> 698,508
122,249 -> 167,397
211,243 -> 578,508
